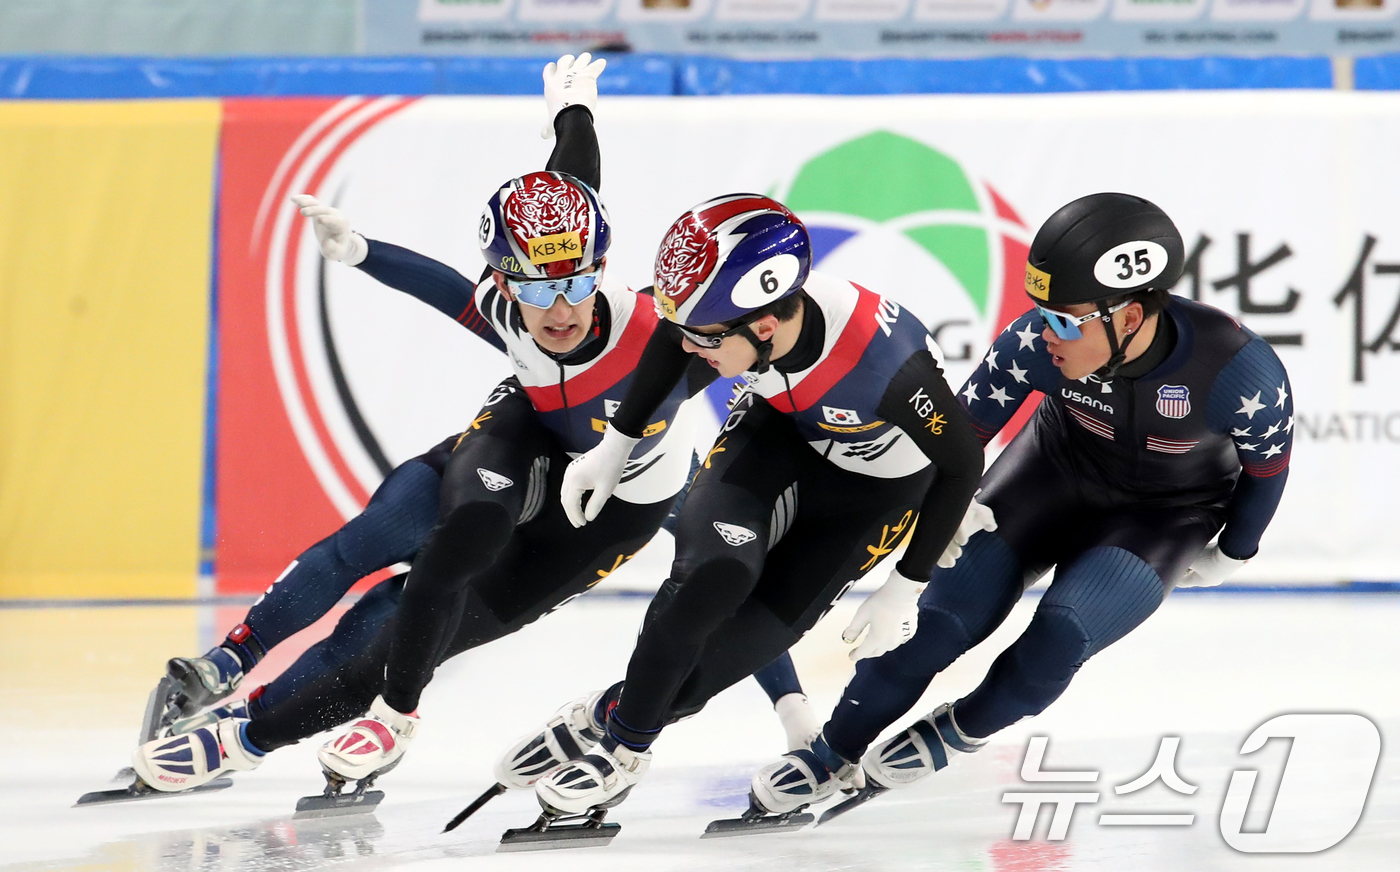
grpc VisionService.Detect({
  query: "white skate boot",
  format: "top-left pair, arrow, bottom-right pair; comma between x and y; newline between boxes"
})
494,688 -> 608,789
132,717 -> 264,792
165,699 -> 250,738
317,695 -> 419,784
773,692 -> 822,752
862,703 -> 985,789
750,733 -> 862,815
813,704 -> 986,826
534,737 -> 650,816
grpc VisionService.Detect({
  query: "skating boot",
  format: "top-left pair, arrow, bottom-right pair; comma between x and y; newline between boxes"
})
132,718 -> 264,792
296,696 -> 418,818
704,733 -> 856,838
499,737 -> 648,851
818,703 -> 985,826
442,687 -> 611,834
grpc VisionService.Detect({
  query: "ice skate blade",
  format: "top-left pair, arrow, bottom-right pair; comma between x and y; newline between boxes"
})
701,811 -> 814,838
497,821 -> 620,852
74,776 -> 233,807
293,789 -> 385,819
139,676 -> 180,744
816,784 -> 888,826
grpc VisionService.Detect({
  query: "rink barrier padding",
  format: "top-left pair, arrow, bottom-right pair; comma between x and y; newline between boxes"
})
1355,53 -> 1400,89
0,55 -> 679,99
0,100 -> 219,599
0,54 -> 1341,99
677,55 -> 1334,95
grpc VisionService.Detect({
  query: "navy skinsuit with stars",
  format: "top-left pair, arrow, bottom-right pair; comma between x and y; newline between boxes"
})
824,296 -> 1294,758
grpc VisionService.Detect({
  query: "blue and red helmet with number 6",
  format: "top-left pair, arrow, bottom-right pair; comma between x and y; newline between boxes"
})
1025,192 -> 1184,307
479,171 -> 611,280
652,194 -> 811,327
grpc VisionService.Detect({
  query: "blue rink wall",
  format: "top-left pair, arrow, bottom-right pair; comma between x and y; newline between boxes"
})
13,52 -> 1400,98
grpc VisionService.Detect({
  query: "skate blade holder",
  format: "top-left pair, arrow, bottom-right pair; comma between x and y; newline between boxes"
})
74,776 -> 234,807
294,789 -> 386,819
498,809 -> 620,852
702,803 -> 814,839
294,768 -> 389,819
815,784 -> 888,827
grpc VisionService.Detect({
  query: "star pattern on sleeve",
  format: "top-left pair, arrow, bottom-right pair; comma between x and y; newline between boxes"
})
984,349 -> 999,371
962,382 -> 980,404
1236,391 -> 1266,419
989,385 -> 1012,407
1231,427 -> 1252,437
1275,382 -> 1289,408
1015,323 -> 1039,351
1007,359 -> 1029,384
1261,444 -> 1283,458
1236,442 -> 1259,451
1260,423 -> 1281,439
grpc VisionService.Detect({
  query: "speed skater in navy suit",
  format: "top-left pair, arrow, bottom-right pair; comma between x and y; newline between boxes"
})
746,192 -> 1294,818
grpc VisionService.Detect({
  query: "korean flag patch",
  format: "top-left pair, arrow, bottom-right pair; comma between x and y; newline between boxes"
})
823,406 -> 862,427
1155,385 -> 1191,419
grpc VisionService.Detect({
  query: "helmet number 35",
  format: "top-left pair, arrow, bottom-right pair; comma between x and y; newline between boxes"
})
1094,240 -> 1169,289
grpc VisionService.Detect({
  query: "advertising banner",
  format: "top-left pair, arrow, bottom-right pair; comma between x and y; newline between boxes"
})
365,0 -> 1400,56
215,91 -> 1400,592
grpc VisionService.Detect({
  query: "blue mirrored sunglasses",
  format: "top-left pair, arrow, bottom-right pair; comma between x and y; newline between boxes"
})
507,273 -> 598,309
1035,300 -> 1129,341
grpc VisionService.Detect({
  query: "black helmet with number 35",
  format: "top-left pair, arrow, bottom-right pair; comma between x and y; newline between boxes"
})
1024,192 -> 1184,307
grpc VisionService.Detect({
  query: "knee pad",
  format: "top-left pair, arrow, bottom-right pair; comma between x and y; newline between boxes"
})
408,502 -> 516,591
1013,604 -> 1091,689
333,462 -> 444,573
655,557 -> 758,645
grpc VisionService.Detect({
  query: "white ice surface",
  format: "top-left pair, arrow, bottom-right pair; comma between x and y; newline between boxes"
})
4,576 -> 1399,871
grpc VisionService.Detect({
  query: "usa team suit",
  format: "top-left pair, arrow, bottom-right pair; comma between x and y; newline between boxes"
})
823,296 -> 1294,759
600,272 -> 986,749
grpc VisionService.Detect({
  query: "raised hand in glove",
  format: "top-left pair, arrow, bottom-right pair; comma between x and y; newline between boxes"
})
541,52 -> 607,139
843,567 -> 926,661
290,194 -> 368,266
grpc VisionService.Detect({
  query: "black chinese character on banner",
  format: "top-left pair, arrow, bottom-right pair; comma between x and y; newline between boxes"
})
1333,235 -> 1400,383
1174,233 -> 1302,346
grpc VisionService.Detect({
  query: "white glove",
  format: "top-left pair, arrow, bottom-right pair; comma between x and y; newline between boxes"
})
1178,542 -> 1247,588
541,52 -> 606,139
937,494 -> 997,569
842,567 -> 926,662
560,425 -> 640,528
290,193 -> 368,266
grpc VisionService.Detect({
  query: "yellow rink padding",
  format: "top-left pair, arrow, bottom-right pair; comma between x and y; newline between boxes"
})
0,100 -> 220,598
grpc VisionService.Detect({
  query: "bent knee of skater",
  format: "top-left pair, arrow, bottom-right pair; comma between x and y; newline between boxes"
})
659,557 -> 758,632
1016,605 -> 1092,682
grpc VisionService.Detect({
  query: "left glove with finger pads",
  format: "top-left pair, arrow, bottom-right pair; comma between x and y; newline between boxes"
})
843,566 -> 926,662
